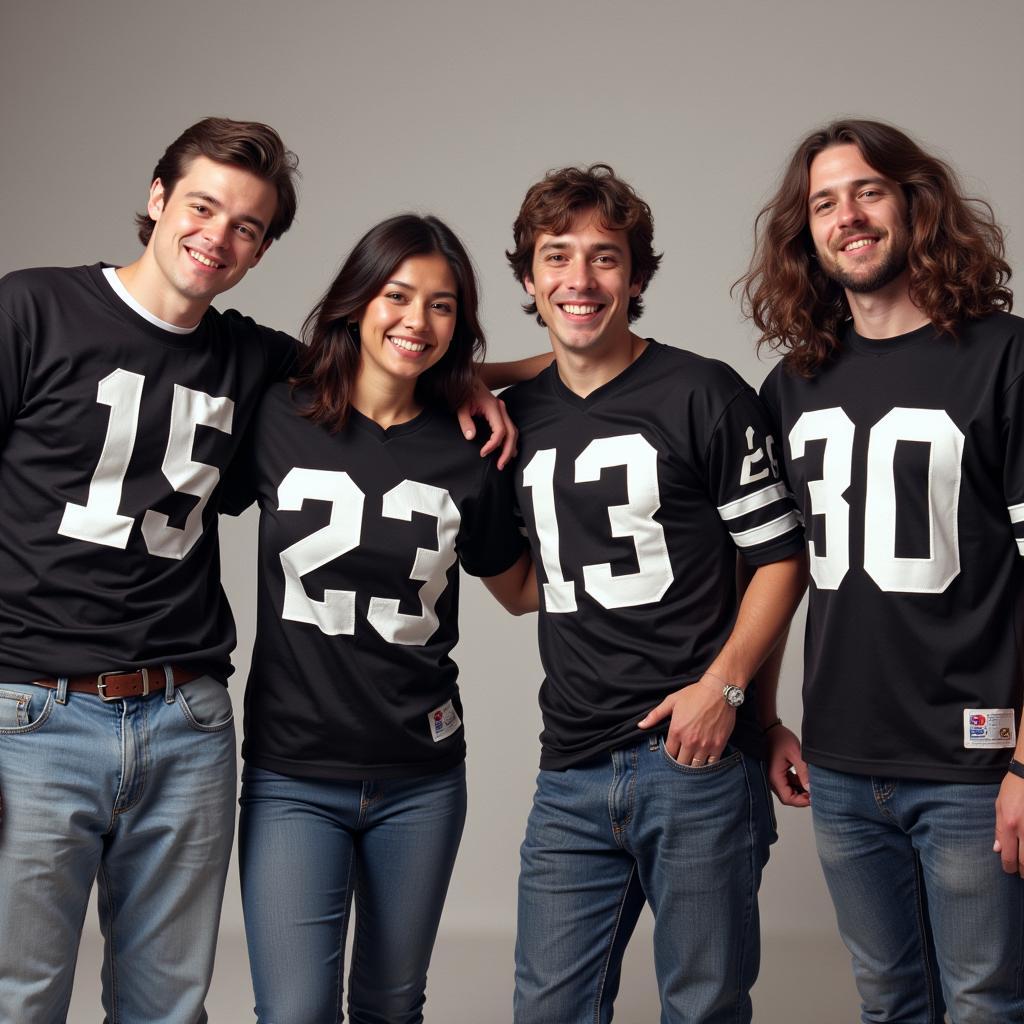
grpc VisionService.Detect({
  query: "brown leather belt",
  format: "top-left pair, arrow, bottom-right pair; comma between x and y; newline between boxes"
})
32,666 -> 201,702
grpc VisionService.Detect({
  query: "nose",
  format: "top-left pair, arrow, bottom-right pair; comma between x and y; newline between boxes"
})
202,218 -> 230,250
403,300 -> 427,331
835,194 -> 866,228
566,257 -> 596,292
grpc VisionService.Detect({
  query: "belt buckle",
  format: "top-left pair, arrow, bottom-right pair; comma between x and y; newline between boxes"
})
97,668 -> 150,701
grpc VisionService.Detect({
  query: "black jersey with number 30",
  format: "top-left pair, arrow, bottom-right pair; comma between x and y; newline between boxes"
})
504,341 -> 804,769
761,314 -> 1024,783
224,383 -> 524,780
0,264 -> 295,682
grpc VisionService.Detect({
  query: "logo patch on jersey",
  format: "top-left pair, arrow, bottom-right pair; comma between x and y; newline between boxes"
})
963,708 -> 1017,749
429,699 -> 462,743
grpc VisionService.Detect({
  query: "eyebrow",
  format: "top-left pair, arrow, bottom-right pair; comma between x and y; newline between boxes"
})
537,240 -> 626,256
183,190 -> 268,234
386,279 -> 458,301
808,177 -> 890,206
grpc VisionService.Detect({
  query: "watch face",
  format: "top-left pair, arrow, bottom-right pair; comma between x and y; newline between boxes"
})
724,685 -> 745,708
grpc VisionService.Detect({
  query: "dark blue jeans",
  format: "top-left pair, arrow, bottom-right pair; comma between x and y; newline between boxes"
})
810,764 -> 1024,1023
514,736 -> 776,1024
239,761 -> 467,1024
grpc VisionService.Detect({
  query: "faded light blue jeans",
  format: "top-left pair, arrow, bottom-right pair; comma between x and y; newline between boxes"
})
809,764 -> 1024,1023
239,761 -> 467,1024
514,734 -> 776,1024
0,674 -> 236,1024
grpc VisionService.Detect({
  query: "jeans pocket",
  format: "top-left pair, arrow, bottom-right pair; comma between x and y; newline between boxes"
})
657,737 -> 743,775
0,685 -> 54,734
176,676 -> 234,732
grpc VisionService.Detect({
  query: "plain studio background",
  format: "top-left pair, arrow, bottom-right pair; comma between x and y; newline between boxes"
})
2,1 -> 1022,1020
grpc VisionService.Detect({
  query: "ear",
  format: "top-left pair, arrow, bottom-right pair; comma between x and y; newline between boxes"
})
629,276 -> 643,299
524,274 -> 536,298
147,178 -> 166,221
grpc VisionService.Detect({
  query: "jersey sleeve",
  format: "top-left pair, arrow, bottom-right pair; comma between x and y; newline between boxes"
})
261,328 -> 300,384
706,385 -> 803,566
457,456 -> 526,578
1001,371 -> 1024,556
0,289 -> 32,443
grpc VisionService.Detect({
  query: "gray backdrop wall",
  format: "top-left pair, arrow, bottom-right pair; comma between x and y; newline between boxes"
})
2,0 -> 1022,1016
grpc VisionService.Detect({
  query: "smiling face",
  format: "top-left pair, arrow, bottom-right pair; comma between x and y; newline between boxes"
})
807,143 -> 911,295
143,155 -> 278,324
356,252 -> 457,394
525,208 -> 641,359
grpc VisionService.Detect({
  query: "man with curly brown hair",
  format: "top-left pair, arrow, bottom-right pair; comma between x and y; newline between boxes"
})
493,164 -> 807,1023
740,118 -> 1024,1022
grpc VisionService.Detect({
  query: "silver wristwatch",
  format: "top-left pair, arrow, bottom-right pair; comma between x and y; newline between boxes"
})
721,684 -> 745,708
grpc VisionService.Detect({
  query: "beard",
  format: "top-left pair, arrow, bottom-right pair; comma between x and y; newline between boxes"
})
819,227 -> 910,294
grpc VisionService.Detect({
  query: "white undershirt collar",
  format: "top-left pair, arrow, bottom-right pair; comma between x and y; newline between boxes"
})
103,267 -> 199,335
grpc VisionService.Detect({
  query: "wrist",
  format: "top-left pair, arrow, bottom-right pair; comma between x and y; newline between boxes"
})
1008,759 -> 1024,781
701,668 -> 747,709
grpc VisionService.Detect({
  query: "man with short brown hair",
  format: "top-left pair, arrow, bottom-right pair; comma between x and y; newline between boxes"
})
0,117 -> 300,1023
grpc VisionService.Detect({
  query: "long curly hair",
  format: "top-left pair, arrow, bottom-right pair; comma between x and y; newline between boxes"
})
295,215 -> 484,432
736,118 -> 1012,376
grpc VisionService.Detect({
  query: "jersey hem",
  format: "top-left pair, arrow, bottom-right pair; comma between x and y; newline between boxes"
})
805,748 -> 1012,785
243,745 -> 467,781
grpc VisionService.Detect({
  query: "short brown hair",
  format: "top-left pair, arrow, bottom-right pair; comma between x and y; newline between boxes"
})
134,117 -> 299,246
736,118 -> 1012,376
507,163 -> 662,323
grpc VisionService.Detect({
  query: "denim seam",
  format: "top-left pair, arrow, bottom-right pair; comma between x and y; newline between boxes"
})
99,861 -> 121,1023
592,861 -> 638,1024
909,849 -> 941,1024
729,754 -> 758,1024
335,847 -> 356,1023
108,701 -> 130,829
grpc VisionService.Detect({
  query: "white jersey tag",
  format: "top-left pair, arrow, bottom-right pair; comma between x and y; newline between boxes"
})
963,708 -> 1017,749
429,699 -> 462,743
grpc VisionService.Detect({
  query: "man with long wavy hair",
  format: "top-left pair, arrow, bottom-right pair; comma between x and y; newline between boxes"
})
739,118 -> 1024,1021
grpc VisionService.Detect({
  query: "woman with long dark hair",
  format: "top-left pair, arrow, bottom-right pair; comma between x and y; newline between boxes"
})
226,214 -> 534,1023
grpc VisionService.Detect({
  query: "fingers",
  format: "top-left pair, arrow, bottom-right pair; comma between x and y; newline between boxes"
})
994,827 -> 1024,877
457,405 -> 476,440
637,697 -> 673,731
478,400 -> 516,468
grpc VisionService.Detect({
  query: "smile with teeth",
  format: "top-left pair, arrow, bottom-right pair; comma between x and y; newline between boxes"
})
187,248 -> 225,269
388,335 -> 428,353
840,238 -> 878,253
560,303 -> 603,315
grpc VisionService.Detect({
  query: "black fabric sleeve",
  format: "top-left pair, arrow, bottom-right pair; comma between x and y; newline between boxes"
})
706,386 -> 803,566
457,455 -> 525,578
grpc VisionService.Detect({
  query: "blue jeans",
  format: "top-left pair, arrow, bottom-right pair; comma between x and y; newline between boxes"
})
809,764 -> 1024,1023
514,735 -> 776,1024
239,761 -> 467,1024
0,673 -> 236,1024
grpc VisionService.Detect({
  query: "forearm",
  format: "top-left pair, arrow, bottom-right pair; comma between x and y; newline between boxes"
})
706,552 -> 807,692
477,352 -> 554,390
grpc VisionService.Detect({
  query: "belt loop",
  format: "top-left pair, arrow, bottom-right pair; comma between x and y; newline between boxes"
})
163,665 -> 176,704
648,734 -> 659,753
56,676 -> 69,705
